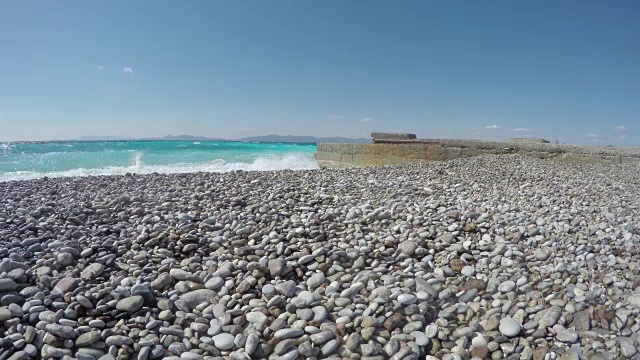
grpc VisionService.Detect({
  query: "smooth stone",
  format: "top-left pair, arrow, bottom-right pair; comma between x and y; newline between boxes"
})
346,333 -> 362,351
179,289 -> 215,310
297,291 -> 314,305
556,329 -> 579,343
399,240 -> 417,255
619,337 -> 637,357
472,335 -> 487,347
7,351 -> 28,360
312,306 -> 327,322
81,263 -> 105,280
534,306 -> 562,328
212,333 -> 235,350
268,259 -> 285,276
76,295 -> 93,309
24,345 -> 38,357
458,289 -> 478,303
310,331 -> 334,345
572,311 -> 591,331
628,295 -> 640,308
321,339 -> 338,355
180,352 -> 203,360
534,249 -> 550,261
274,328 -> 304,340
105,335 -> 134,346
45,323 -> 77,339
498,281 -> 516,293
246,311 -> 268,324
274,339 -> 295,355
76,331 -> 101,347
296,308 -> 314,321
116,296 -> 144,313
52,277 -> 79,295
204,277 -> 224,290
0,308 -> 12,321
411,331 -> 429,346
307,273 -> 325,288
298,341 -> 313,357
460,266 -> 475,276
275,281 -> 297,297
245,333 -> 259,355
499,317 -> 521,337
151,345 -> 164,358
397,294 -> 417,305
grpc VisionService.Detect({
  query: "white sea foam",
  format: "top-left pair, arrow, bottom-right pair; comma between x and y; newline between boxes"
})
0,152 -> 319,182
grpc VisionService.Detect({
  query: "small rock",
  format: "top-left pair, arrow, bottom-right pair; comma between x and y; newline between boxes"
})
449,259 -> 465,273
470,346 -> 489,359
460,266 -> 475,276
0,279 -> 18,291
116,296 -> 144,313
556,329 -> 578,343
397,294 -> 417,305
52,277 -> 79,295
179,289 -> 215,310
399,240 -> 417,255
212,333 -> 235,350
384,313 -> 404,332
498,281 -> 516,293
76,331 -> 101,347
246,311 -> 268,324
619,337 -> 636,358
81,263 -> 105,280
499,317 -> 521,337
274,328 -> 304,340
306,273 -> 325,288
204,277 -> 224,290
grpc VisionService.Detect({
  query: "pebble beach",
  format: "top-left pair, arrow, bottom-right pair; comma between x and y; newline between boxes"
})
1,154 -> 639,360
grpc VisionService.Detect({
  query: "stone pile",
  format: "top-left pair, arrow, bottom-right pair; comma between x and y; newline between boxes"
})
0,154 -> 639,360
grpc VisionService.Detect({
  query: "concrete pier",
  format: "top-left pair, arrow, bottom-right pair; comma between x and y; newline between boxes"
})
314,134 -> 640,168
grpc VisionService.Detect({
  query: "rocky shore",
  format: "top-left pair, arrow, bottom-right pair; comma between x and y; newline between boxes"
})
1,154 -> 639,360
315,139 -> 640,169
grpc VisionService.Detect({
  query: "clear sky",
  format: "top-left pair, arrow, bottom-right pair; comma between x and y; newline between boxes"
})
1,1 -> 638,145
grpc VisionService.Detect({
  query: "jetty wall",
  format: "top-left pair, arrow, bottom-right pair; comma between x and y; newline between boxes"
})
315,139 -> 640,168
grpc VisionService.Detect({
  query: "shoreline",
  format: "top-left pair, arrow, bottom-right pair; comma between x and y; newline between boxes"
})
0,145 -> 319,183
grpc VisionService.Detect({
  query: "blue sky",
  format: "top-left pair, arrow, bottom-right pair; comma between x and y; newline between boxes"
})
1,1 -> 638,145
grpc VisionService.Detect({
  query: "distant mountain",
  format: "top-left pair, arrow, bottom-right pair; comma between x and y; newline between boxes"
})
140,134 -> 226,141
76,136 -> 133,141
74,134 -> 224,141
73,134 -> 368,143
237,134 -> 370,144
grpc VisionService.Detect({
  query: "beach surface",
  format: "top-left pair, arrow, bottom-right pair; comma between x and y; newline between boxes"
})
1,154 -> 639,359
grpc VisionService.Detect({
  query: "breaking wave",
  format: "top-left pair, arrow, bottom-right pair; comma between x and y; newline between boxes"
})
0,152 -> 319,182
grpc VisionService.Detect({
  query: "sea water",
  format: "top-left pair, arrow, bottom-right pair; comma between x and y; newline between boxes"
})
0,141 -> 318,182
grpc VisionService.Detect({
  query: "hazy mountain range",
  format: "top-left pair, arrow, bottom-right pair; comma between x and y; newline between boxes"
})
75,134 -> 370,143
237,134 -> 369,143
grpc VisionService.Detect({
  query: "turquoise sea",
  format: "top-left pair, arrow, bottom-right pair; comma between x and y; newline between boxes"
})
0,141 -> 318,182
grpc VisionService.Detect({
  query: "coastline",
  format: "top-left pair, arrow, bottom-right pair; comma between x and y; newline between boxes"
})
0,141 -> 318,182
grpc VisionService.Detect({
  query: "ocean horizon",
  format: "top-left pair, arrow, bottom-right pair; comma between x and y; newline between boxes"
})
0,140 -> 319,182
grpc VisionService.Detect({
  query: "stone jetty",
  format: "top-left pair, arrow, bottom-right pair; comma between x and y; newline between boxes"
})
315,133 -> 640,168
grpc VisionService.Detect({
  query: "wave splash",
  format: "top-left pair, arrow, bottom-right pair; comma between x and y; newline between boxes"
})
0,152 -> 319,182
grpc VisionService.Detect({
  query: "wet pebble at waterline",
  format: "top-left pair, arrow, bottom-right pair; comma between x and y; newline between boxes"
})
0,154 -> 640,359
